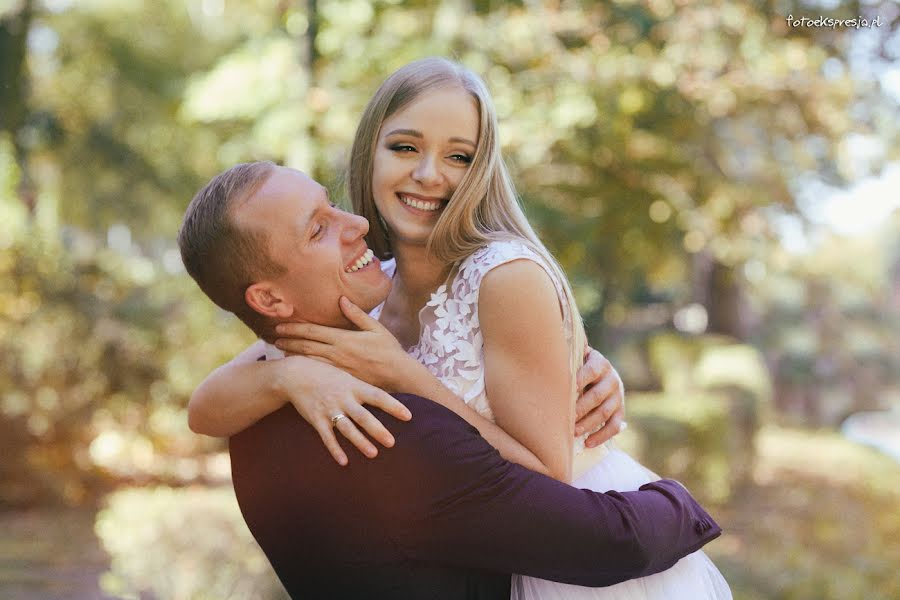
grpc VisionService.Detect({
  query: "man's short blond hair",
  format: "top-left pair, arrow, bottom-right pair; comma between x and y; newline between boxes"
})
178,161 -> 283,339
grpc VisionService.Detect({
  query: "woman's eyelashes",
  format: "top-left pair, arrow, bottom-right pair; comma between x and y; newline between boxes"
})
388,143 -> 416,153
450,153 -> 472,164
387,143 -> 471,164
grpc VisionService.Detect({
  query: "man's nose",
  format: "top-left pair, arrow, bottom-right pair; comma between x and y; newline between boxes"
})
340,212 -> 370,242
412,154 -> 441,187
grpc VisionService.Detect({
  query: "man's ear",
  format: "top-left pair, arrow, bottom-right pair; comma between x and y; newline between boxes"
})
245,282 -> 295,319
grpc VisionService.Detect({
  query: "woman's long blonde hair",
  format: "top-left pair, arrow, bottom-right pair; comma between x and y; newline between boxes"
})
348,57 -> 587,377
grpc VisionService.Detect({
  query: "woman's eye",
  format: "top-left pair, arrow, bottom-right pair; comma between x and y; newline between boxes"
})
390,144 -> 416,153
450,153 -> 472,164
312,224 -> 325,239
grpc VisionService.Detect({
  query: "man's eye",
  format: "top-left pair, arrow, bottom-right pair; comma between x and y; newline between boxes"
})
312,224 -> 325,239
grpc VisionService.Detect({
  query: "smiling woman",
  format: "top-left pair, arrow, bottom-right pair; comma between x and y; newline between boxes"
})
370,85 -> 478,247
264,57 -> 731,600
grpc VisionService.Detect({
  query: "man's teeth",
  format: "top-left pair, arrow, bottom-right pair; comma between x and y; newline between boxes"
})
346,248 -> 375,273
400,194 -> 442,211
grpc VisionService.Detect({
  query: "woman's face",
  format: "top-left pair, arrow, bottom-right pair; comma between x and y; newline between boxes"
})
371,85 -> 480,248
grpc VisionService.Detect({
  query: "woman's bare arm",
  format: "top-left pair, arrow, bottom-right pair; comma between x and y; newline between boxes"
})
478,259 -> 576,482
188,341 -> 280,436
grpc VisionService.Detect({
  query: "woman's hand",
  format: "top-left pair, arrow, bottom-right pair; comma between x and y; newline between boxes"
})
274,296 -> 412,391
274,355 -> 412,466
574,347 -> 626,448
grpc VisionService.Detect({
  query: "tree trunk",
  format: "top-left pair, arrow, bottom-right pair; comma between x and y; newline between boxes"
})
707,260 -> 748,339
0,0 -> 35,215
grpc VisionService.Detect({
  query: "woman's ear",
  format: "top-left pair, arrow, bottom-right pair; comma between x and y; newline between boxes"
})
245,283 -> 295,319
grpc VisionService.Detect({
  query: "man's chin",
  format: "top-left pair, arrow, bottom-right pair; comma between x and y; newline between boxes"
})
352,291 -> 389,315
348,278 -> 392,315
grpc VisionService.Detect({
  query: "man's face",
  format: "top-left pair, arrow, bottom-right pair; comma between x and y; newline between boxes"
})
233,167 -> 391,328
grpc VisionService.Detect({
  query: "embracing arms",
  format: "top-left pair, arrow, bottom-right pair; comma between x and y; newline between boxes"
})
189,326 -> 624,466
230,394 -> 720,588
397,395 -> 720,584
273,296 -> 567,478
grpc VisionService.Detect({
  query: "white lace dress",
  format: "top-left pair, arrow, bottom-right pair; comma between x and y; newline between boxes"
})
373,239 -> 732,600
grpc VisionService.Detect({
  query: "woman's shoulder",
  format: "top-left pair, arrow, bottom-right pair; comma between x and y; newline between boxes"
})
463,238 -> 542,273
453,238 -> 555,302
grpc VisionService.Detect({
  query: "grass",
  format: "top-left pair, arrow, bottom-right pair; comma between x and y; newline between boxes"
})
705,425 -> 900,600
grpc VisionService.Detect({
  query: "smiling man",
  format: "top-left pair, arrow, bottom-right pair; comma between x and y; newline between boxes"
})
178,162 -> 722,599
180,162 -> 390,340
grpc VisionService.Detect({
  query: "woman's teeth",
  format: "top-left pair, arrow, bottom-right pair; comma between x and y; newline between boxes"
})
346,248 -> 375,273
400,194 -> 442,212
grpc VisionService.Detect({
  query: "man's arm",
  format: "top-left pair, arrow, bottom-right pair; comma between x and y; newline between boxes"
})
380,395 -> 720,586
231,393 -> 720,589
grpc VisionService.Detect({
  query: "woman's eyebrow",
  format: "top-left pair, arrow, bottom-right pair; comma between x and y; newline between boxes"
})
385,128 -> 422,138
449,136 -> 476,148
385,128 -> 476,148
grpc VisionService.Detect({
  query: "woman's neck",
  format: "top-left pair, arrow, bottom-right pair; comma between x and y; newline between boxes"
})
391,241 -> 451,304
377,241 -> 452,349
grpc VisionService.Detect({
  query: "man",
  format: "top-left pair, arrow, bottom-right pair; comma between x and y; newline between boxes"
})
179,162 -> 722,599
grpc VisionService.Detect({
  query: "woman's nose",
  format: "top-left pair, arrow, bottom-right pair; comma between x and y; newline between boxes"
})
412,155 -> 441,187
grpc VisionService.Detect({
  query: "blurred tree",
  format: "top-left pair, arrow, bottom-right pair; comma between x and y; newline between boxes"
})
1,0 -> 897,508
0,0 -> 35,212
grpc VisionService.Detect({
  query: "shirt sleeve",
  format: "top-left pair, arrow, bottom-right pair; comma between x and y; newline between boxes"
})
388,394 -> 721,587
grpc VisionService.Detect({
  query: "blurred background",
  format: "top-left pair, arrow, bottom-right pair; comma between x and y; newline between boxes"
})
1,0 -> 898,598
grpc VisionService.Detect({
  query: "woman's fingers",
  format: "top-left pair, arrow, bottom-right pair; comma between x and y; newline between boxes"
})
575,370 -> 616,430
340,296 -> 383,331
333,413 -> 379,459
313,419 -> 349,466
344,403 -> 395,449
340,388 -> 411,450
575,346 -> 608,397
367,388 -> 413,422
276,322 -> 341,344
276,338 -> 333,358
584,411 -> 626,449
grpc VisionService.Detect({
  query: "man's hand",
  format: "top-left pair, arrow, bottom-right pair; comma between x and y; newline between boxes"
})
574,347 -> 626,448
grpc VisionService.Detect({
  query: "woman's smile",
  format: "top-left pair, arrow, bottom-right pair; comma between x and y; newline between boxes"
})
370,85 -> 479,247
397,192 -> 446,214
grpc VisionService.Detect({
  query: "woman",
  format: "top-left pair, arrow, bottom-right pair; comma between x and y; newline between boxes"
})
191,58 -> 730,598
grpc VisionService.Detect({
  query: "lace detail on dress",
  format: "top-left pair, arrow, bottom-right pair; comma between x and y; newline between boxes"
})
408,239 -> 571,423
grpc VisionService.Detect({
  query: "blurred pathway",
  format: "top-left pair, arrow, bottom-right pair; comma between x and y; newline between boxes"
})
0,509 -> 115,600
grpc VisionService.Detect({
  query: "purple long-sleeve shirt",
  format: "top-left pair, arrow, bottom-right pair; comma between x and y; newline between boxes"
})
230,393 -> 721,599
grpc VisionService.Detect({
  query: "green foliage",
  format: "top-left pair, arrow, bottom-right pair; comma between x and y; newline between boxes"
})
0,0 -> 897,597
620,390 -> 735,503
619,333 -> 773,501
